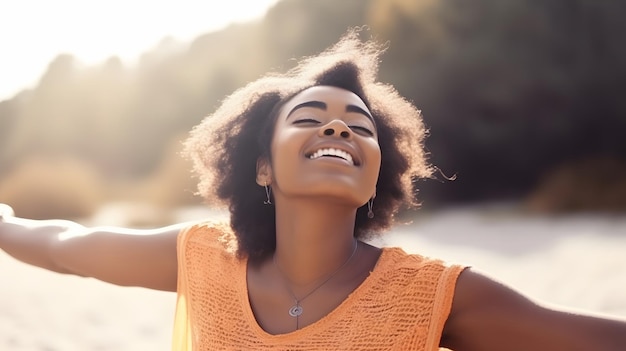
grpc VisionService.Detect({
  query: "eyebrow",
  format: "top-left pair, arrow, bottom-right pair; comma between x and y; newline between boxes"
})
286,101 -> 327,119
286,100 -> 375,123
346,105 -> 374,122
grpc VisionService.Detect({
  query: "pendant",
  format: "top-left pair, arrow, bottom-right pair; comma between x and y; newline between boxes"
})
288,305 -> 303,317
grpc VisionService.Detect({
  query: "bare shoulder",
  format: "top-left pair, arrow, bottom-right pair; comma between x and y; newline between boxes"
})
441,268 -> 626,351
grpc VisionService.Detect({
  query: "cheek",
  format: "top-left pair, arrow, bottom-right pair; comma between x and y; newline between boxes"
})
271,128 -> 301,157
269,130 -> 305,180
367,140 -> 382,168
364,141 -> 382,187
370,155 -> 382,185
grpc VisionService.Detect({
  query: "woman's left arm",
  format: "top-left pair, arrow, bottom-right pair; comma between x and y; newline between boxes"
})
441,268 -> 626,351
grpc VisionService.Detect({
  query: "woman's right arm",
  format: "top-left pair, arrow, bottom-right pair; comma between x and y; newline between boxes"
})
0,203 -> 185,292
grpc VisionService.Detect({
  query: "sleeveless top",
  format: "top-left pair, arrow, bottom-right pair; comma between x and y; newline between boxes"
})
172,222 -> 465,351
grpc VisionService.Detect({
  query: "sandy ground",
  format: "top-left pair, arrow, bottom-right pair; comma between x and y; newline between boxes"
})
1,205 -> 625,350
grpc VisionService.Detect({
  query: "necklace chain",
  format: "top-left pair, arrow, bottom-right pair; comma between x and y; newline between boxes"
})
273,239 -> 359,329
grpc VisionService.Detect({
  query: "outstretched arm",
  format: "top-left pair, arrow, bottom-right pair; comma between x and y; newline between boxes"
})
0,203 -> 187,292
442,268 -> 626,351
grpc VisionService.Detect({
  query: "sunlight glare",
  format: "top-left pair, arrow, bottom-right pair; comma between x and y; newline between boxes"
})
0,0 -> 279,100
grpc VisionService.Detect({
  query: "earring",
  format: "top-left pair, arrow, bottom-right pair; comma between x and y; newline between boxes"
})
367,198 -> 374,218
263,182 -> 272,205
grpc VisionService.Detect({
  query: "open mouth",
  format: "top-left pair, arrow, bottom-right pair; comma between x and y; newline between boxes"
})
307,147 -> 356,166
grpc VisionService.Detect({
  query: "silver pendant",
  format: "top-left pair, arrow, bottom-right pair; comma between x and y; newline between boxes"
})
288,305 -> 303,317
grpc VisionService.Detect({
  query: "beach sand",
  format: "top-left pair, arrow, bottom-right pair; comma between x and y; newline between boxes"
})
1,205 -> 625,350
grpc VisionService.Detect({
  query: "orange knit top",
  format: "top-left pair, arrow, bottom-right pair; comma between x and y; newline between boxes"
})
172,222 -> 465,351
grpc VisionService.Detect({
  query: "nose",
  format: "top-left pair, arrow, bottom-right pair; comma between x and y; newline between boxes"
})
319,120 -> 352,139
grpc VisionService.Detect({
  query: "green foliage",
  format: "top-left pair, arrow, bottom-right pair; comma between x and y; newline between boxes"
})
1,0 -> 625,216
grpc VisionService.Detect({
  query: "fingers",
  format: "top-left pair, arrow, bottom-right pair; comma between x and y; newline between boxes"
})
0,203 -> 15,221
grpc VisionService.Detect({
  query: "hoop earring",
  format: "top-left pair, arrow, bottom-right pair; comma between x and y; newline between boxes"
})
367,198 -> 374,218
264,182 -> 272,205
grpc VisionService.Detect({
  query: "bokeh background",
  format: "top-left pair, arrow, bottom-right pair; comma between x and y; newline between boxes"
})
2,0 -> 626,219
1,0 -> 625,350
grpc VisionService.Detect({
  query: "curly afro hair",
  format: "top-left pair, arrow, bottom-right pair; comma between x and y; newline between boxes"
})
184,29 -> 431,262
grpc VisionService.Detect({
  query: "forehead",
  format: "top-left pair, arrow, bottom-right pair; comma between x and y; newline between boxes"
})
281,86 -> 370,115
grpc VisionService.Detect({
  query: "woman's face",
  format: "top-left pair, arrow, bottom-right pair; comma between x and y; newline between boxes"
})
263,86 -> 381,207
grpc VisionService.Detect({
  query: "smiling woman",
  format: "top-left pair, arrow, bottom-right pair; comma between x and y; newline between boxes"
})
183,39 -> 430,263
1,29 -> 626,351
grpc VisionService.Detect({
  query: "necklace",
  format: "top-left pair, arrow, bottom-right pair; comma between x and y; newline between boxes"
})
273,239 -> 359,329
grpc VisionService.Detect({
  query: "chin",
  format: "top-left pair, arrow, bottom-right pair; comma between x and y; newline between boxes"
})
297,183 -> 369,207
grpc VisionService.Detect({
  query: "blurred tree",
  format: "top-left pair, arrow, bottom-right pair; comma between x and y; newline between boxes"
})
369,0 -> 626,207
1,0 -> 625,217
261,0 -> 370,68
0,98 -> 19,173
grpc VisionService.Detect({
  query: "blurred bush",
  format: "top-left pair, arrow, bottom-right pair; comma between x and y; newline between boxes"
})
0,156 -> 104,219
526,157 -> 626,214
135,134 -> 201,208
0,138 -> 201,222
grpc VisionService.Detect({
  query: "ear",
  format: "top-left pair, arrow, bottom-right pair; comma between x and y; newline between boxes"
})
256,157 -> 273,186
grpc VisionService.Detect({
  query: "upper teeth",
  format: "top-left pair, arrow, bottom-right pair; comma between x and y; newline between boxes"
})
309,148 -> 354,165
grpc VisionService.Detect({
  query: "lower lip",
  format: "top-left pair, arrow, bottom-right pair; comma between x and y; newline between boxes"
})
308,156 -> 355,166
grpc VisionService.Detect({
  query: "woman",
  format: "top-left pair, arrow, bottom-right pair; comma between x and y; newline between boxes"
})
1,31 -> 625,350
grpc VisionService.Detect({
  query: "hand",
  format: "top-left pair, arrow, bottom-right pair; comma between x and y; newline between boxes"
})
0,203 -> 15,221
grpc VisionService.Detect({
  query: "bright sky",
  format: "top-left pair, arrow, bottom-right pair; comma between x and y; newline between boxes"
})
0,0 -> 279,101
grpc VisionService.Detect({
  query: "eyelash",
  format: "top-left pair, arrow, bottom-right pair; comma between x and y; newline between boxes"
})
293,118 -> 319,124
293,119 -> 374,136
350,126 -> 374,136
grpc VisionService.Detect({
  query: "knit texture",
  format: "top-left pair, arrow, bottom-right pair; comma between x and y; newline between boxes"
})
172,222 -> 465,351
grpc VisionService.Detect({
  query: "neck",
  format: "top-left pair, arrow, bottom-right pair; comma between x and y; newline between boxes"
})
272,197 -> 359,286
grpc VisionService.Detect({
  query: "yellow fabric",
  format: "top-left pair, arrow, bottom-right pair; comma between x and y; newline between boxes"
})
172,222 -> 465,351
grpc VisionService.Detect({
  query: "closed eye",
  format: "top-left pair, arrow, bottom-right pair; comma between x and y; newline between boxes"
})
350,125 -> 374,136
293,118 -> 320,125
